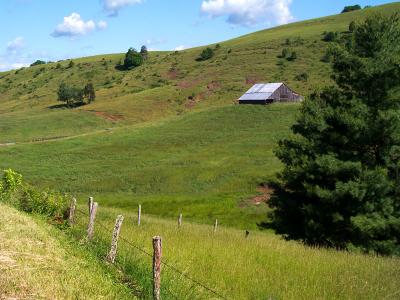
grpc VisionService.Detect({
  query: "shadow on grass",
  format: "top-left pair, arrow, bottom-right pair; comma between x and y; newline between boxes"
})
47,102 -> 87,110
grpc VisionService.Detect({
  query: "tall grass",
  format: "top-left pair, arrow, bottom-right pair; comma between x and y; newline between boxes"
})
71,204 -> 400,299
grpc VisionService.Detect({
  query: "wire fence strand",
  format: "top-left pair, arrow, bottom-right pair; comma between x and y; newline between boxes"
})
74,206 -> 229,300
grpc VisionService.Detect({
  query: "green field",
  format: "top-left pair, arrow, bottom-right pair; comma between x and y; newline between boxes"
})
1,3 -> 400,299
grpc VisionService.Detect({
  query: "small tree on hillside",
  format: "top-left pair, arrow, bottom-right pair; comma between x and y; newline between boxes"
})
341,5 -> 362,13
30,60 -> 46,67
140,45 -> 148,61
83,82 -> 96,104
269,14 -> 400,255
57,82 -> 83,107
124,48 -> 143,70
196,47 -> 214,61
349,21 -> 356,32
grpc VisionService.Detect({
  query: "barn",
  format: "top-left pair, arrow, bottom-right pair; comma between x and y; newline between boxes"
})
238,83 -> 303,104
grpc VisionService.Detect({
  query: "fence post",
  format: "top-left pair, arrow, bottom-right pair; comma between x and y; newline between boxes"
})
107,215 -> 124,263
69,197 -> 77,226
214,219 -> 218,233
88,196 -> 94,215
138,204 -> 141,226
87,202 -> 98,240
152,236 -> 162,300
178,213 -> 182,227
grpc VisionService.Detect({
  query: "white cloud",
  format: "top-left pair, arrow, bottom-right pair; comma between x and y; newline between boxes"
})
201,0 -> 293,26
174,45 -> 189,51
97,20 -> 108,30
52,13 -> 96,37
7,37 -> 25,52
103,0 -> 142,16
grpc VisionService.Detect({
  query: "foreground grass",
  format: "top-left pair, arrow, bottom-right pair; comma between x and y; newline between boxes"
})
0,104 -> 297,229
72,204 -> 400,299
0,203 -> 134,299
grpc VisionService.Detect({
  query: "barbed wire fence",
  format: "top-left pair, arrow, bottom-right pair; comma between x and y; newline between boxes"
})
72,202 -> 229,300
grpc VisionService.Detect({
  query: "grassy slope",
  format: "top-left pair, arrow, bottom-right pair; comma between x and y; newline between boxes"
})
0,204 -> 134,299
71,204 -> 400,299
0,104 -> 297,228
0,3 -> 398,143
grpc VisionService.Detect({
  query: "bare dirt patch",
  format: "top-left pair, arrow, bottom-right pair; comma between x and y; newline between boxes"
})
87,110 -> 124,122
240,185 -> 274,208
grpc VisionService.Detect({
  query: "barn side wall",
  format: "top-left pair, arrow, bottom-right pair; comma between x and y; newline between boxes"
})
271,84 -> 301,102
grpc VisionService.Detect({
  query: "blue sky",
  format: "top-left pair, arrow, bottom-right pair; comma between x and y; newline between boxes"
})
0,0 -> 395,71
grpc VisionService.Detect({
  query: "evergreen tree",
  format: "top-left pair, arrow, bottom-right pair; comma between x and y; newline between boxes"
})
140,45 -> 148,60
269,14 -> 400,255
123,48 -> 143,69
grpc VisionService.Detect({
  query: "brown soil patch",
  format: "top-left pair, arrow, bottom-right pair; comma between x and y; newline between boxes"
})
89,110 -> 124,122
245,185 -> 274,207
245,75 -> 263,85
207,81 -> 220,92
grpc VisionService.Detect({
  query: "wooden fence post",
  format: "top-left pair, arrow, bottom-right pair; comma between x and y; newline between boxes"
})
178,213 -> 182,227
138,204 -> 141,226
107,215 -> 124,263
152,236 -> 162,300
69,197 -> 77,225
214,219 -> 218,233
88,197 -> 94,215
87,202 -> 98,240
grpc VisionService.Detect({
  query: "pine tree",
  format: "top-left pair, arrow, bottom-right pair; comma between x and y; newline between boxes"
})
269,14 -> 400,255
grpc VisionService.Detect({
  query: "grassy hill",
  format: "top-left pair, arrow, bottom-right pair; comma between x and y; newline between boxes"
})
0,203 -> 134,299
1,3 -> 400,229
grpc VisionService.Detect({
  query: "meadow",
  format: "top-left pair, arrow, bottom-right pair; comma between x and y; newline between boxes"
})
1,3 -> 400,299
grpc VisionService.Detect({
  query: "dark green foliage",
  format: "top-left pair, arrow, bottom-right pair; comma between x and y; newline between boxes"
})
323,31 -> 338,42
342,5 -> 362,13
280,48 -> 289,58
215,43 -> 221,49
57,82 -> 83,107
124,48 -> 143,70
269,14 -> 400,255
349,21 -> 357,32
83,82 -> 96,103
67,60 -> 74,68
140,45 -> 148,61
295,72 -> 308,81
288,51 -> 297,61
30,60 -> 46,67
197,47 -> 214,61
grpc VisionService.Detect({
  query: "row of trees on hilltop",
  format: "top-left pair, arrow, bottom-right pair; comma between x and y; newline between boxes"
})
57,82 -> 95,107
269,14 -> 400,255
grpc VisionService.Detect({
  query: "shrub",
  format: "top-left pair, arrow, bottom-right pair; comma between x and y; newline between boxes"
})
295,72 -> 308,81
197,47 -> 214,61
30,60 -> 46,67
322,31 -> 338,42
349,21 -> 357,32
280,48 -> 289,58
288,51 -> 297,61
68,60 -> 75,68
341,5 -> 361,13
124,48 -> 143,70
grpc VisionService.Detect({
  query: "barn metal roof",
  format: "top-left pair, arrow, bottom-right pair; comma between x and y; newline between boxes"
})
238,83 -> 283,101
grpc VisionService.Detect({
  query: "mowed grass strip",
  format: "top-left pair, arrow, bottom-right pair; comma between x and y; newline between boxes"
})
72,204 -> 400,300
0,204 -> 135,299
0,104 -> 298,228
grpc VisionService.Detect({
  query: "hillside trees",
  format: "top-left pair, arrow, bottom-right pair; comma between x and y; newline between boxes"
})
197,47 -> 214,61
342,5 -> 362,13
123,47 -> 143,69
140,45 -> 148,61
57,82 -> 96,107
269,14 -> 400,255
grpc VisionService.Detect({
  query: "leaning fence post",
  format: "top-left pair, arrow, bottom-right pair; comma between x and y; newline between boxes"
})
69,197 -> 77,225
107,215 -> 124,263
214,219 -> 218,233
87,202 -> 98,240
138,204 -> 141,226
152,236 -> 162,300
88,196 -> 94,214
178,213 -> 182,227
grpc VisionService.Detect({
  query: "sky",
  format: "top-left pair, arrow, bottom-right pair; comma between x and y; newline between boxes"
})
0,0 -> 395,71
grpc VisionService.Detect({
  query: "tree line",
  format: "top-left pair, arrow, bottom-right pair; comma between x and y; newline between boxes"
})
57,82 -> 95,107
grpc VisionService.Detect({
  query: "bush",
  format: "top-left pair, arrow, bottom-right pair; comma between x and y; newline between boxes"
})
288,51 -> 297,61
124,48 -> 143,70
197,47 -> 214,61
30,60 -> 46,67
280,48 -> 289,58
349,21 -> 357,32
295,72 -> 308,81
322,31 -> 338,42
341,5 -> 361,13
